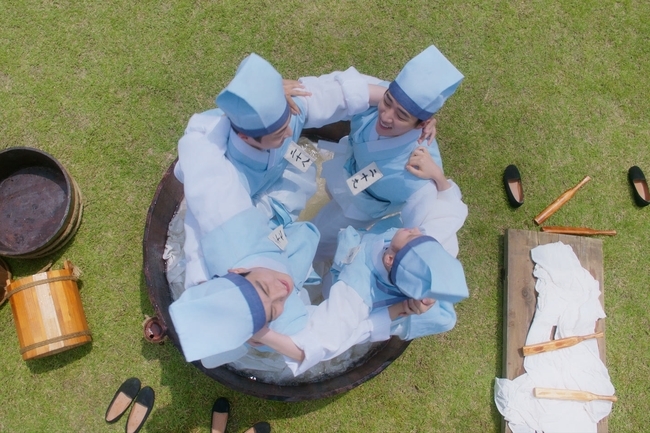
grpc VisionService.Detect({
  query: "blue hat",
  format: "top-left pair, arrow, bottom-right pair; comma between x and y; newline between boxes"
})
216,53 -> 290,137
168,273 -> 266,362
388,45 -> 464,120
389,236 -> 469,304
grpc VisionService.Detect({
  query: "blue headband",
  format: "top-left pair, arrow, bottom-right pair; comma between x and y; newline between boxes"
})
223,272 -> 266,334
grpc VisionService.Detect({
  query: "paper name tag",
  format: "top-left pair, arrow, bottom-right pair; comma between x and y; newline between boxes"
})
268,225 -> 288,251
284,141 -> 315,173
346,162 -> 383,195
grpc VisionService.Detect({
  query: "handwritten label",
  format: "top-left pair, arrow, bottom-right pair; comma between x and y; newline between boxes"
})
284,141 -> 315,173
346,162 -> 383,195
268,225 -> 288,251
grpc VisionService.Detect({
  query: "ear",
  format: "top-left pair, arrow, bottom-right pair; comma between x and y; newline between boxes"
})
382,252 -> 395,273
416,118 -> 432,130
228,267 -> 250,275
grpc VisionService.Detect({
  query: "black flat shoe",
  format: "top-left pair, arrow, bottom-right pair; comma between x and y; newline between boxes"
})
105,377 -> 141,423
125,386 -> 155,433
245,421 -> 271,433
503,165 -> 524,208
628,166 -> 650,207
211,397 -> 230,433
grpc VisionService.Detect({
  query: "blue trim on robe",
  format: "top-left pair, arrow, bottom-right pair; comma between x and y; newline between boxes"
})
223,273 -> 266,334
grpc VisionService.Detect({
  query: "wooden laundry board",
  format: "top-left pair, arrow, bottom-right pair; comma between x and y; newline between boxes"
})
502,229 -> 608,433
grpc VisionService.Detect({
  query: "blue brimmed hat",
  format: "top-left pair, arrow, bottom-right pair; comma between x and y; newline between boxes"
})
169,272 -> 266,362
389,236 -> 469,303
388,45 -> 464,121
216,53 -> 290,137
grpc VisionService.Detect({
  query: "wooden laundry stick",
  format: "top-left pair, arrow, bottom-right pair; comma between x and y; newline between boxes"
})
540,226 -> 616,236
523,332 -> 604,356
534,176 -> 591,225
533,387 -> 617,402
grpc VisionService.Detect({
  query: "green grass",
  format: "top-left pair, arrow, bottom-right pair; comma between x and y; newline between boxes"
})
1,0 -> 649,431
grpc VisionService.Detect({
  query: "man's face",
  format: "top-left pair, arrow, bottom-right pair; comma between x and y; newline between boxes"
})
389,227 -> 423,254
375,90 -> 422,138
245,117 -> 293,151
238,267 -> 293,323
382,227 -> 423,273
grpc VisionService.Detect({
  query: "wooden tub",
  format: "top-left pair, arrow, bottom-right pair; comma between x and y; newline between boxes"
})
0,147 -> 83,258
142,123 -> 411,401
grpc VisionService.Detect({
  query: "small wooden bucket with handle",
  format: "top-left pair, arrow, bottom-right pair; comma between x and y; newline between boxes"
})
2,260 -> 92,360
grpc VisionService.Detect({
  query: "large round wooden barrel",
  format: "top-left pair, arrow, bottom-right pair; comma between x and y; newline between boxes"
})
0,147 -> 83,259
143,124 -> 411,401
4,260 -> 92,360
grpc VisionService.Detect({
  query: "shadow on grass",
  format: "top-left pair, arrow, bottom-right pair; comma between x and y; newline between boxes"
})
137,271 -> 339,432
25,343 -> 93,374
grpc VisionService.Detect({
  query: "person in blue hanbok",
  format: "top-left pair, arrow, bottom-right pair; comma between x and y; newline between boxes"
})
174,53 -> 386,289
251,150 -> 469,376
168,192 -> 322,369
312,44 -> 464,261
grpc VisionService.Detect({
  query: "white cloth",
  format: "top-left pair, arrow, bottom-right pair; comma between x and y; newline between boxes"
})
285,180 -> 467,376
494,242 -> 614,433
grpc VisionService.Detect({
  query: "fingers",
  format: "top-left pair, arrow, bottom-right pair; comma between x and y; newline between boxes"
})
402,298 -> 436,316
286,95 -> 301,115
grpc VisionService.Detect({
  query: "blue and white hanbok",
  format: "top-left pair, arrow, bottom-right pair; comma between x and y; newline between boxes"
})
284,178 -> 469,376
314,45 -> 464,260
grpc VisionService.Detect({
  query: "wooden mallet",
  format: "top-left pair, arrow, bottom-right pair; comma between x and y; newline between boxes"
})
522,332 -> 604,356
533,387 -> 617,402
540,226 -> 616,236
534,176 -> 591,225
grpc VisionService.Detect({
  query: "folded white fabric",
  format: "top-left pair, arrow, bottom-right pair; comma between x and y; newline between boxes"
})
495,241 -> 615,433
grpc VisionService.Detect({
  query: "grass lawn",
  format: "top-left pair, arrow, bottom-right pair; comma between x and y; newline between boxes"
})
1,1 -> 649,432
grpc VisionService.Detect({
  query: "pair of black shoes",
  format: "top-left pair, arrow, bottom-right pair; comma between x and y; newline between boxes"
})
503,165 -> 650,208
212,397 -> 271,433
105,378 -> 155,433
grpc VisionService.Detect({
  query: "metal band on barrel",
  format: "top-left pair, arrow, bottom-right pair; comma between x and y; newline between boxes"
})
6,275 -> 79,299
19,330 -> 92,355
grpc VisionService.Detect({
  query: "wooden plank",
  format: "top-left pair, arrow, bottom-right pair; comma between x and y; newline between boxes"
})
502,229 -> 607,433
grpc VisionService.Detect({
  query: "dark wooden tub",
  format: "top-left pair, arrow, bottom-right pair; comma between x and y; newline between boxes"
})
0,147 -> 83,258
142,123 -> 411,401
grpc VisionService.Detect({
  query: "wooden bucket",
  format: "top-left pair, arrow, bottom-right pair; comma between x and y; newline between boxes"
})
0,147 -> 84,259
3,260 -> 92,360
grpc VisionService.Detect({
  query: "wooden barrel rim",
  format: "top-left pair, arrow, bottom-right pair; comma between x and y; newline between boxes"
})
0,147 -> 76,256
0,257 -> 10,307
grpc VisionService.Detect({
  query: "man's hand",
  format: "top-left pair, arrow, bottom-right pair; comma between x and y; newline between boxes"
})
389,298 -> 436,320
417,118 -> 437,145
283,79 -> 312,115
247,326 -> 271,347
